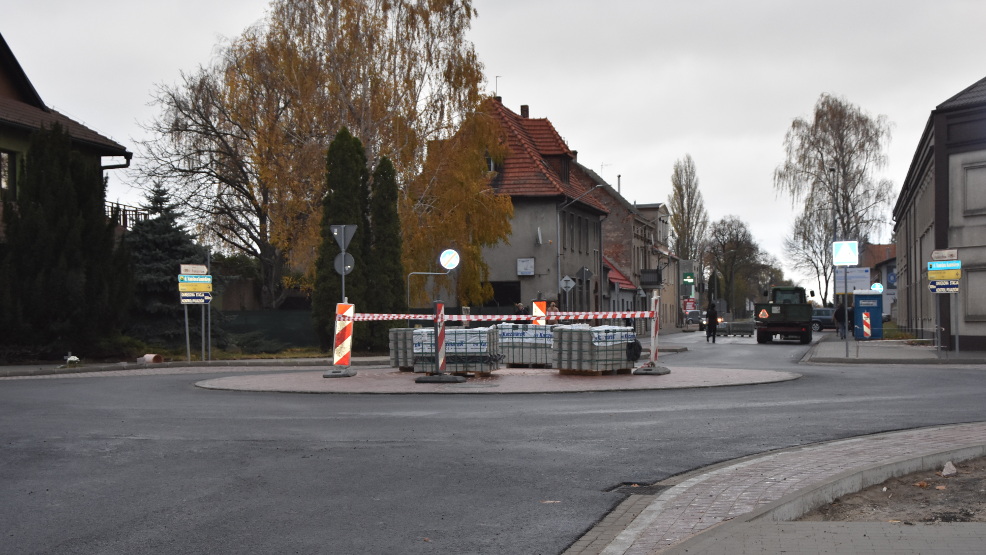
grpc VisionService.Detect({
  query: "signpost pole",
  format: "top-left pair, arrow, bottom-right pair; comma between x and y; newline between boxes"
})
207,251 -> 211,361
184,305 -> 191,362
844,266 -> 849,358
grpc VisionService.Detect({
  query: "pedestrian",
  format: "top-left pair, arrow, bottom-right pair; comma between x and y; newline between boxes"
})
546,301 -> 559,324
514,302 -> 528,315
705,303 -> 719,343
834,302 -> 846,339
847,305 -> 855,338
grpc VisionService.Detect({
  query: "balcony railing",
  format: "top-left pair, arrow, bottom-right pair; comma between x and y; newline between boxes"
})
106,202 -> 148,230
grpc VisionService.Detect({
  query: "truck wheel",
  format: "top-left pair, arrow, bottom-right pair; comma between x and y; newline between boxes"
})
800,331 -> 812,344
756,331 -> 771,344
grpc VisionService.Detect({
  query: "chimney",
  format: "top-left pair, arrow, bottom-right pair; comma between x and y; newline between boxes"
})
494,96 -> 502,103
520,105 -> 529,118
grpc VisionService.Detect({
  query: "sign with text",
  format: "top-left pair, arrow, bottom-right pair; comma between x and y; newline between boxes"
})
835,267 -> 871,291
180,264 -> 208,275
928,269 -> 961,280
180,292 -> 213,304
178,282 -> 213,292
929,280 -> 960,294
927,260 -> 961,271
931,249 -> 958,261
178,274 -> 212,283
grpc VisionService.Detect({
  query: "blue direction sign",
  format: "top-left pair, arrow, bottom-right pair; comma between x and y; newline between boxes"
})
180,292 -> 213,304
928,260 -> 961,271
929,280 -> 960,294
179,274 -> 212,283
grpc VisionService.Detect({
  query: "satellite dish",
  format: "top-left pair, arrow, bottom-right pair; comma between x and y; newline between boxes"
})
440,249 -> 460,270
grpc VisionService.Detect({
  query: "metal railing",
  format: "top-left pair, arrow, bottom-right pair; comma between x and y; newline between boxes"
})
105,202 -> 148,229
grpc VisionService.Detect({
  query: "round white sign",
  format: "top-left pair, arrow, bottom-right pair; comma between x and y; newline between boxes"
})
870,282 -> 884,293
440,249 -> 460,270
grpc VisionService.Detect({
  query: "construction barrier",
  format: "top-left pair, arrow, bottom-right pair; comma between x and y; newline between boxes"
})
723,321 -> 755,337
332,303 -> 355,366
339,306 -> 659,378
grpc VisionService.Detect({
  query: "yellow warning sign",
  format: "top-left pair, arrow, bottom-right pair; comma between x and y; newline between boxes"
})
758,309 -> 769,319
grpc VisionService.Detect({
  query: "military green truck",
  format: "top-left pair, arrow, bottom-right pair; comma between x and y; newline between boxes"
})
754,286 -> 814,344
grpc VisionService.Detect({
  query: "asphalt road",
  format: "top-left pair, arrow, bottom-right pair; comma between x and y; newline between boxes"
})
3,333 -> 985,554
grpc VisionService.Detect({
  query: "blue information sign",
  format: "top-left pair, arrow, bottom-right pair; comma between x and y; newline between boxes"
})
928,260 -> 961,271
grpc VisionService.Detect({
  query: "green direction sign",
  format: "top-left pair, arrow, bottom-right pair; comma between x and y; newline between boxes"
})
178,274 -> 212,283
682,272 -> 695,285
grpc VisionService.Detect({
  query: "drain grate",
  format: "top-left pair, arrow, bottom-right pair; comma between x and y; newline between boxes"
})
609,482 -> 670,496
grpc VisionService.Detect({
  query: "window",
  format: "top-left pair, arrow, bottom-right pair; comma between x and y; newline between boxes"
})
0,150 -> 14,201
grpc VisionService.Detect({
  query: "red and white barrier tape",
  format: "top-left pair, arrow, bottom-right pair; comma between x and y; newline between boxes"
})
336,311 -> 655,322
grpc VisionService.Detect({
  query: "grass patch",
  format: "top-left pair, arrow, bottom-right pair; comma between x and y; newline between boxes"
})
882,321 -> 917,340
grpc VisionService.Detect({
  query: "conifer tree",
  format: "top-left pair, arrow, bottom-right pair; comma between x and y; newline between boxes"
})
365,156 -> 405,351
312,127 -> 369,350
124,184 -> 206,347
0,124 -> 129,355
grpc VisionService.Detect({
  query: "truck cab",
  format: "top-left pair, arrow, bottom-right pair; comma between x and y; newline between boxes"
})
754,286 -> 814,344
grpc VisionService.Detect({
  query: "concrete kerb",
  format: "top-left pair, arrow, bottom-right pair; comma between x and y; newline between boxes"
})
0,357 -> 362,378
663,440 -> 986,554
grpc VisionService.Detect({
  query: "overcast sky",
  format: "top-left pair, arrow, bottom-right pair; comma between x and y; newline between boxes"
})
4,0 -> 986,287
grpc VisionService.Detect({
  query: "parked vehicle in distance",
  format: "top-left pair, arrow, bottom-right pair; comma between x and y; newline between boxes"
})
811,307 -> 836,332
685,309 -> 705,330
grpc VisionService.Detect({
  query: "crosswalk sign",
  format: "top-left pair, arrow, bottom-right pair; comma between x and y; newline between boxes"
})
833,241 -> 859,266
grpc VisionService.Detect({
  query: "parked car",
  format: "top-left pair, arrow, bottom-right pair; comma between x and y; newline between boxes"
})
811,307 -> 836,332
685,309 -> 706,330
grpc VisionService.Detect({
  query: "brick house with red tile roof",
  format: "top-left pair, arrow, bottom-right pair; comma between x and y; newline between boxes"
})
480,98 -> 680,330
0,31 -> 134,230
480,97 -> 608,312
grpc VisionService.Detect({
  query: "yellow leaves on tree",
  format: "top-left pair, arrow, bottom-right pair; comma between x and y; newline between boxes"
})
401,99 -> 513,307
141,0 -> 484,307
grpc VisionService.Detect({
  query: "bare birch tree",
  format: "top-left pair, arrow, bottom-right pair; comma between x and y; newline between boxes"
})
774,93 -> 894,301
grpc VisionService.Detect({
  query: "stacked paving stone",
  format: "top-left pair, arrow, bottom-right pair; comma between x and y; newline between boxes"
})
388,328 -> 417,372
496,323 -> 554,367
553,325 -> 636,375
409,327 -> 501,376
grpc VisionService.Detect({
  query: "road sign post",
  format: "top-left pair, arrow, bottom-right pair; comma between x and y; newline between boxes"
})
833,241 -> 858,358
178,268 -> 213,361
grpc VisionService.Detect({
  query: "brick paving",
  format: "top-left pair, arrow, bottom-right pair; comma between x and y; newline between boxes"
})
593,422 -> 986,554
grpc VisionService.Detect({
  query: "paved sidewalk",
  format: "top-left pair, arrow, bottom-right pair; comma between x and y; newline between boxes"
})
809,337 -> 986,365
575,422 -> 986,555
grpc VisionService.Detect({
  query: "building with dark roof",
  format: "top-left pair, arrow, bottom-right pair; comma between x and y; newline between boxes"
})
893,76 -> 986,349
481,97 -> 608,312
0,31 -> 135,229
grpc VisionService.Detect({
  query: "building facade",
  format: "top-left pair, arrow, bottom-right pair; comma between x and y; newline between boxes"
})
894,76 -> 986,349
